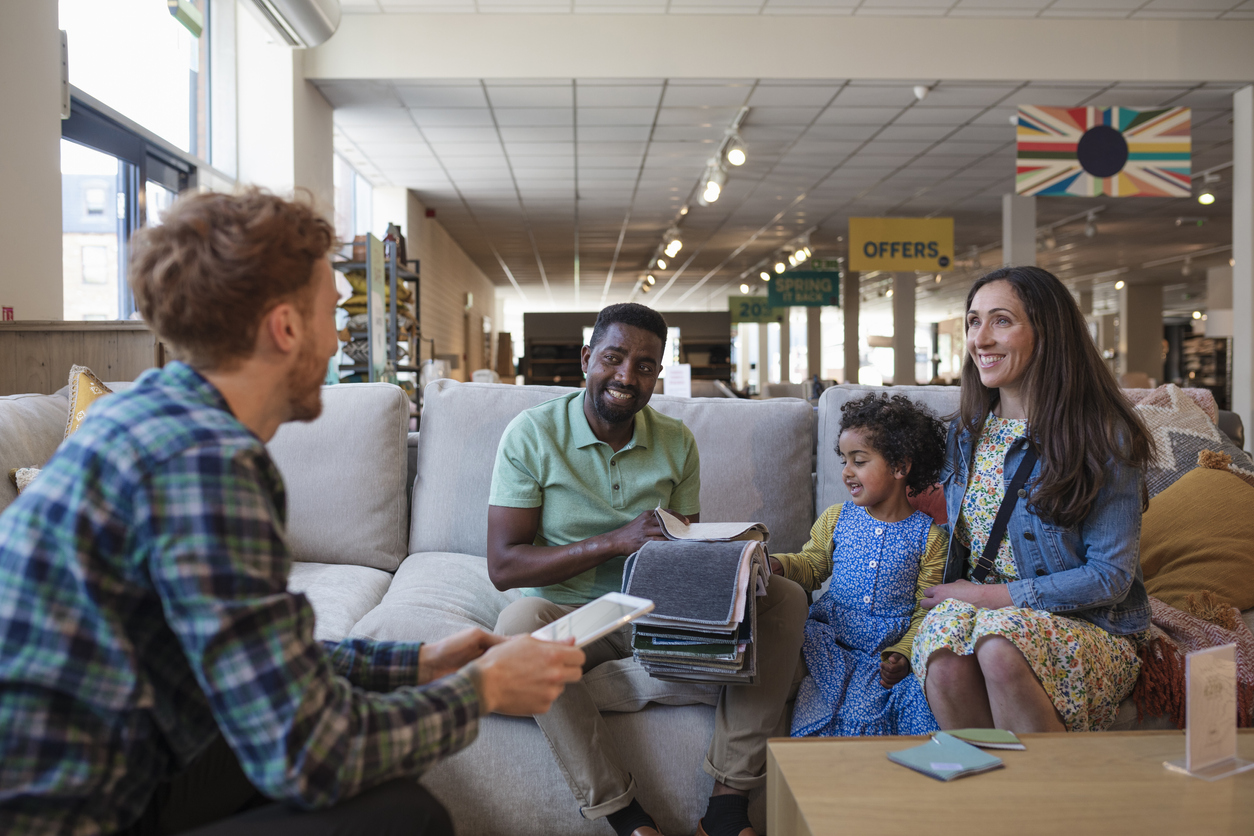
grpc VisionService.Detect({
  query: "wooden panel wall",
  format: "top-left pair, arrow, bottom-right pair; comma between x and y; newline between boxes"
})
0,322 -> 160,395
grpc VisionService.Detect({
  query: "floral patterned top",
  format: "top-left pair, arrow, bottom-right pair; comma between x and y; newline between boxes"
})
955,413 -> 1028,583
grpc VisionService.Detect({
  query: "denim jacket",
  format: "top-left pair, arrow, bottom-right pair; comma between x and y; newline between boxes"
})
940,418 -> 1151,636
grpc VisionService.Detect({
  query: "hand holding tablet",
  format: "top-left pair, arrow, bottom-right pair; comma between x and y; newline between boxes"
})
531,592 -> 654,648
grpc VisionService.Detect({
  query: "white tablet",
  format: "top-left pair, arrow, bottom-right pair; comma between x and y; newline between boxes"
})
531,592 -> 655,648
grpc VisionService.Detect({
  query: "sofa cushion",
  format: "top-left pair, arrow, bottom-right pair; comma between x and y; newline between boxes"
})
287,562 -> 394,643
1131,384 -> 1254,497
267,383 -> 411,571
351,551 -> 520,641
0,392 -> 74,512
1140,466 -> 1254,612
410,380 -> 816,558
816,384 -> 960,515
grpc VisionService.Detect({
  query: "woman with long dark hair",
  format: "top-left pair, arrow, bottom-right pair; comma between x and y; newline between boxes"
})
912,265 -> 1154,733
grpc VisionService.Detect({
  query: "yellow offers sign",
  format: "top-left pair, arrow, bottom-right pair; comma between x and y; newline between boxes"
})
848,217 -> 954,272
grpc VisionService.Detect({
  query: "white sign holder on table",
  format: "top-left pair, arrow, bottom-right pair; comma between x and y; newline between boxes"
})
664,363 -> 692,399
1163,643 -> 1254,780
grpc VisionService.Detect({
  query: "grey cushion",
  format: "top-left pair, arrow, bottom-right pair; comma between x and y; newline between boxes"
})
816,384 -> 960,515
287,562 -> 394,643
268,384 -> 411,571
0,381 -> 131,513
410,380 -> 816,558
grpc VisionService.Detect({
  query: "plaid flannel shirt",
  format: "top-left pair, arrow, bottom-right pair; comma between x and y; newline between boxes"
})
0,362 -> 480,836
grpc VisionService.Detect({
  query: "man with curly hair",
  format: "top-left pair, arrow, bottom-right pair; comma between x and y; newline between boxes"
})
0,190 -> 584,836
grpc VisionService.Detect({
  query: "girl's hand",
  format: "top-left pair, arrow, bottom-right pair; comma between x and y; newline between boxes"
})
920,580 -> 1014,610
768,555 -> 784,576
880,652 -> 910,689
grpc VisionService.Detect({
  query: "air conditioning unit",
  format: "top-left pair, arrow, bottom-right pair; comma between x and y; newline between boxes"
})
246,0 -> 341,48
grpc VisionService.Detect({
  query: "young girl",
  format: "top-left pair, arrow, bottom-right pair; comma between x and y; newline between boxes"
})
770,393 -> 948,737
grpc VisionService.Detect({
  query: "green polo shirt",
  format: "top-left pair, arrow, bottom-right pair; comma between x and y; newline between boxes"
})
489,390 -> 701,605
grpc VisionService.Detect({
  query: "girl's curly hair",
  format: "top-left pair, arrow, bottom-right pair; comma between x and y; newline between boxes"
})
839,393 -> 946,497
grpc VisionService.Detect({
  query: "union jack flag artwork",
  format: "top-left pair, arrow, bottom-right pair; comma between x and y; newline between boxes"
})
1015,106 -> 1191,197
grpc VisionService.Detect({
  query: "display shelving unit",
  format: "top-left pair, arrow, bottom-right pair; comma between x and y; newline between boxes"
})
332,238 -> 422,382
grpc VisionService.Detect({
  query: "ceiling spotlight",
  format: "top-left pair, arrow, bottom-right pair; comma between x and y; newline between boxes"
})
646,274 -> 656,286
679,205 -> 689,216
774,261 -> 786,274
934,274 -> 942,283
664,228 -> 683,258
725,136 -> 747,167
740,283 -> 750,294
886,288 -> 894,298
1044,232 -> 1057,250
656,258 -> 667,270
1192,310 -> 1202,320
788,252 -> 800,267
1084,212 -> 1097,238
641,283 -> 651,293
760,271 -> 771,281
699,161 -> 727,205
1198,190 -> 1216,205
913,85 -> 932,102
1115,280 -> 1126,290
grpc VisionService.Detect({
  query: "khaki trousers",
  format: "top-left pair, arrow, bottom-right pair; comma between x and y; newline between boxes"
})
495,574 -> 807,820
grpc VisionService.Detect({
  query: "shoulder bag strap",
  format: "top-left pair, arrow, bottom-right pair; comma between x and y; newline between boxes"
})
970,445 -> 1039,584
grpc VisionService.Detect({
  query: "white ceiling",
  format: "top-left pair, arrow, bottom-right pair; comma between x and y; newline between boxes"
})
325,73 -> 1239,320
339,0 -> 1254,19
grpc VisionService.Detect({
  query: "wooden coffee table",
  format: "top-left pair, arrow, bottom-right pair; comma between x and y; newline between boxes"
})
767,730 -> 1254,836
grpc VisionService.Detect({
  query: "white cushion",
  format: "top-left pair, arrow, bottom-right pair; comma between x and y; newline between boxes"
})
268,384 -> 411,571
287,561 -> 394,643
816,384 -> 960,515
410,380 -> 816,557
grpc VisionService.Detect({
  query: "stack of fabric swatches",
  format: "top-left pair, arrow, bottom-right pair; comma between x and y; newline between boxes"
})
622,538 -> 769,684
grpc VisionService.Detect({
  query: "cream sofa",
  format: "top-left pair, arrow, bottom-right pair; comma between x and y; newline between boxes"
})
5,377 -> 1251,835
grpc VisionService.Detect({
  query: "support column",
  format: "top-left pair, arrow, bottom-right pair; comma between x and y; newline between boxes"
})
1002,194 -> 1037,268
807,306 -> 822,380
0,0 -> 62,320
843,271 -> 860,383
777,309 -> 790,384
237,9 -> 333,210
892,273 -> 916,386
755,322 -> 767,395
1117,282 -> 1164,386
1234,85 -> 1253,443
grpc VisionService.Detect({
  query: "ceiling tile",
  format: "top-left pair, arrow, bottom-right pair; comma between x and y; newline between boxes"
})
486,85 -> 575,107
395,85 -> 488,108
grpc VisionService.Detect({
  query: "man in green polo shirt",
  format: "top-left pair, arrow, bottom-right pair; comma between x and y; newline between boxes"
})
488,303 -> 806,836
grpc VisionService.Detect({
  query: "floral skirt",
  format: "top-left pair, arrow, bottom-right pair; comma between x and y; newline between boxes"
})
911,599 -> 1142,732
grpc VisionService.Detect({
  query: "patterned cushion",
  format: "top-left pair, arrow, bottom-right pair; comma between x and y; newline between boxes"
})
1131,384 -> 1254,497
1124,386 -> 1217,423
64,365 -> 113,437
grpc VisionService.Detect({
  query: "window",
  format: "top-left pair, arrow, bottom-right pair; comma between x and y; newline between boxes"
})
61,101 -> 195,320
83,186 -> 106,217
59,0 -> 210,157
62,139 -> 125,320
334,154 -> 373,250
81,246 -> 108,284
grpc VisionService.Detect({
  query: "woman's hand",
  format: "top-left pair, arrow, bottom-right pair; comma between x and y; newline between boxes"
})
879,652 -> 910,689
919,580 -> 1014,611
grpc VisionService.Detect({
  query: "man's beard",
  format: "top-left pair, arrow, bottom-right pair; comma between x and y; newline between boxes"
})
589,381 -> 638,425
287,338 -> 326,422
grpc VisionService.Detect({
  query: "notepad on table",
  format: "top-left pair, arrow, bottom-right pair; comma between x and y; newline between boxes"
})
887,732 -> 1004,781
945,728 -> 1026,750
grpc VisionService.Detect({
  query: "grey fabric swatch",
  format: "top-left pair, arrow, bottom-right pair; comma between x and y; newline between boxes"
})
622,540 -> 747,625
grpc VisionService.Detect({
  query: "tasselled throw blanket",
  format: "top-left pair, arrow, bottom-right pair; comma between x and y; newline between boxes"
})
1134,595 -> 1254,728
